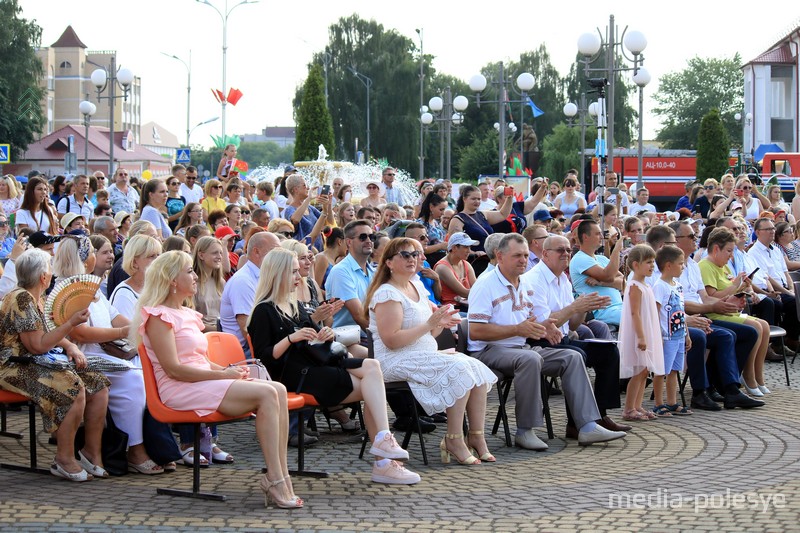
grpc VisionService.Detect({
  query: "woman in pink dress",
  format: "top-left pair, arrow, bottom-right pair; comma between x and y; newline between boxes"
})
131,251 -> 302,509
618,245 -> 665,421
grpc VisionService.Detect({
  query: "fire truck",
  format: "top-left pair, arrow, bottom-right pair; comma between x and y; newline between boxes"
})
589,149 -> 698,208
760,152 -> 800,197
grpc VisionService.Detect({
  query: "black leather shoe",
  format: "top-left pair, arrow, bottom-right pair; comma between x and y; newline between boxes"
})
430,412 -> 448,423
690,392 -> 722,411
392,417 -> 436,434
723,391 -> 766,409
708,389 -> 725,403
565,425 -> 579,440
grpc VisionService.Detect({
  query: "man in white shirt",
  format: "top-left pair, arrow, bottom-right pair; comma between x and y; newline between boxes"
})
523,235 -> 630,437
467,233 -> 626,449
56,174 -> 94,224
628,188 -> 656,216
219,232 -> 280,352
180,166 -> 204,204
478,182 -> 497,211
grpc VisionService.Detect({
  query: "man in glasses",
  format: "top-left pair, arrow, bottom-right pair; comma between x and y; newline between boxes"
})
381,167 -> 400,205
180,165 -> 203,204
404,223 -> 442,305
325,220 -> 375,330
468,233 -> 626,449
106,167 -> 140,214
524,234 -> 631,437
283,174 -> 333,252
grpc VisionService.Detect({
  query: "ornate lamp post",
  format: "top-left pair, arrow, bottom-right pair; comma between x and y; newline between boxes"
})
563,93 -> 597,188
632,67 -> 651,191
78,98 -> 97,174
469,64 -> 535,179
420,88 -> 468,181
90,59 -> 135,176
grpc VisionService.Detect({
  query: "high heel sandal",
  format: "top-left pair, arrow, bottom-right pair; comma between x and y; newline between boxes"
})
439,433 -> 480,465
259,475 -> 303,509
283,476 -> 303,506
467,430 -> 496,462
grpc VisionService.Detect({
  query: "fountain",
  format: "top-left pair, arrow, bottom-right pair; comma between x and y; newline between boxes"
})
247,145 -> 419,207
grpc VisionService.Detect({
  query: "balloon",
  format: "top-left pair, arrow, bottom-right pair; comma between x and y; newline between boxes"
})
142,170 -> 152,181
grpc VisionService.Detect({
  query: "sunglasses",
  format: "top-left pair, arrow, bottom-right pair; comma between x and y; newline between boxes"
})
118,173 -> 128,177
0,221 -> 7,227
546,247 -> 570,255
678,233 -> 698,239
169,181 -> 179,186
278,231 -> 294,238
417,234 -> 429,241
367,185 -> 378,190
385,173 -> 396,177
740,186 -> 752,190
186,176 -> 197,180
211,185 -> 222,189
704,185 -> 716,190
242,210 -> 250,215
354,233 -> 376,242
395,250 -> 420,260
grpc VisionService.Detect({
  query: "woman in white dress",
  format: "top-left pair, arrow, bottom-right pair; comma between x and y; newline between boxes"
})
365,237 -> 497,465
110,235 -> 161,317
15,176 -> 57,235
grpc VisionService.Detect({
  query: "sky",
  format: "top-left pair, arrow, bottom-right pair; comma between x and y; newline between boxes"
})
19,0 -> 800,154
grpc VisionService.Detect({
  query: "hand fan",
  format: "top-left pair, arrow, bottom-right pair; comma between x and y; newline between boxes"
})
44,274 -> 102,331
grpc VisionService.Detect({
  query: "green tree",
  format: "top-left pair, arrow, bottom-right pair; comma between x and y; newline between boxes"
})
305,15 -> 421,170
458,130 -> 503,181
294,64 -> 334,162
539,123 -> 590,180
0,0 -> 44,160
238,142 -> 295,168
696,108 -> 730,182
653,55 -> 743,149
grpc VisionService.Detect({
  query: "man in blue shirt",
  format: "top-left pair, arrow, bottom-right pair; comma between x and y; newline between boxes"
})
403,223 -> 441,305
569,220 -> 624,325
325,220 -> 375,329
283,174 -> 333,252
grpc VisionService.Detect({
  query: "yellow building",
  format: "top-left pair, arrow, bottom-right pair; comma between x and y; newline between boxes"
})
36,26 -> 141,142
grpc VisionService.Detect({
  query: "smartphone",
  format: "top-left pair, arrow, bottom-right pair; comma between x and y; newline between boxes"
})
623,237 -> 632,249
608,187 -> 619,195
504,187 -> 514,196
747,267 -> 760,280
735,189 -> 744,197
320,184 -> 331,196
323,297 -> 340,305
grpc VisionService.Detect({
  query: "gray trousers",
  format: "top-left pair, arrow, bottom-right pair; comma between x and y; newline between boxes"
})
471,344 -> 601,429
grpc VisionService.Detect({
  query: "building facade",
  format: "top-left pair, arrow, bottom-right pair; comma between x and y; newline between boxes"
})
742,28 -> 800,155
36,26 -> 142,142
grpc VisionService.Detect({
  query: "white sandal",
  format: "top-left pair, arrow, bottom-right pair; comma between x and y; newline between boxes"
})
77,450 -> 109,478
51,461 -> 93,482
178,447 -> 209,467
211,445 -> 234,464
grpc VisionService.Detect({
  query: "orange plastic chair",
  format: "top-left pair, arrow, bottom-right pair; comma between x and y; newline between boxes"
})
139,343 -> 254,501
209,332 -> 323,477
0,389 -> 47,474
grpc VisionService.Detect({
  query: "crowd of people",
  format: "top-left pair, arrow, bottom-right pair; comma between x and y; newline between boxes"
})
0,160 -> 795,508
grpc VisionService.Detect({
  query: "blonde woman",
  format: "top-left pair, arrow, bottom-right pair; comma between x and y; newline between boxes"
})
248,248 -> 420,485
730,175 -> 769,221
200,179 -> 227,222
766,184 -> 790,212
132,251 -> 300,508
109,235 -> 162,318
267,218 -> 295,239
719,173 -> 735,197
192,236 -> 227,333
0,174 -> 22,215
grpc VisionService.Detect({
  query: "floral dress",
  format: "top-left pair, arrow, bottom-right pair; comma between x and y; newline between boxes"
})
0,288 -> 109,433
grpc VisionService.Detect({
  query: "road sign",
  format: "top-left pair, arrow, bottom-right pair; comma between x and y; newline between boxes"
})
0,144 -> 9,164
176,149 -> 191,164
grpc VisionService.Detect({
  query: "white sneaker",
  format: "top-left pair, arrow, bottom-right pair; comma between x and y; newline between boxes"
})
368,433 -> 410,461
514,429 -> 548,451
371,460 -> 421,485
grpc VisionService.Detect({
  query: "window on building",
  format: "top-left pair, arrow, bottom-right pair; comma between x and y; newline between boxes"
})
59,61 -> 72,69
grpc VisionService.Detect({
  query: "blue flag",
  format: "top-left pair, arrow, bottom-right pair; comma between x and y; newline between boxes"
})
526,96 -> 544,118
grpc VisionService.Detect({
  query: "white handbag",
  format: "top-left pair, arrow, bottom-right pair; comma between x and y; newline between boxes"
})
332,325 -> 361,346
231,359 -> 270,380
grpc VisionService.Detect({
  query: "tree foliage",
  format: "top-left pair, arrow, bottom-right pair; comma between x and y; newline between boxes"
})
0,0 -> 44,160
696,108 -> 730,182
653,55 -> 743,149
539,123 -> 590,181
308,15 -> 421,170
458,130 -> 504,181
294,65 -> 334,161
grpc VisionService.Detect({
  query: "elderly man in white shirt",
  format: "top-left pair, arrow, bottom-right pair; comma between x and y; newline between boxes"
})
467,233 -> 626,450
522,234 -> 630,438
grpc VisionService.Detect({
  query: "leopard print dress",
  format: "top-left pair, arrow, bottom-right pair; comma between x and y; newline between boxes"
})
0,288 -> 109,433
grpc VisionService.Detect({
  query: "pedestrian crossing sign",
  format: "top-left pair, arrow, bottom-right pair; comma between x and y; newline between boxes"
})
176,149 -> 191,164
0,144 -> 9,164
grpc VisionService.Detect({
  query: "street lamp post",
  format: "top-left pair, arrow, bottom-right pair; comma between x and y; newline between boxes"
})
420,88 -> 468,181
188,117 -> 220,145
577,15 -> 647,188
734,111 -> 753,173
469,63 -> 535,179
90,57 -> 135,176
348,67 -> 372,163
161,51 -> 191,147
196,0 -> 258,143
632,67 -> 651,191
416,28 -> 425,181
78,97 -> 97,175
563,93 -> 597,188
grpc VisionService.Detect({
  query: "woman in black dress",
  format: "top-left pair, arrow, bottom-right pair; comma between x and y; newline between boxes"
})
248,248 -> 421,485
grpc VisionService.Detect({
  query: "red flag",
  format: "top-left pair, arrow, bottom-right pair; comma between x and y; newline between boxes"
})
211,89 -> 226,103
233,159 -> 249,173
227,88 -> 243,106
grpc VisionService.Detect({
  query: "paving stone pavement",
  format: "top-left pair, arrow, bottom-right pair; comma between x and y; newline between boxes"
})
1,361 -> 800,532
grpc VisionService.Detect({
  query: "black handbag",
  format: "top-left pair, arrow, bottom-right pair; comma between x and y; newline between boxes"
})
74,411 -> 129,476
300,340 -> 363,369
